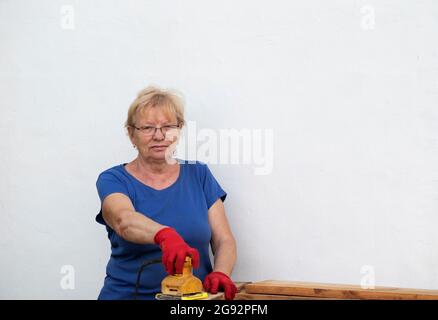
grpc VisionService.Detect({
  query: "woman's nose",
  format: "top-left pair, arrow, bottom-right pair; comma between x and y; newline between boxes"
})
152,128 -> 165,140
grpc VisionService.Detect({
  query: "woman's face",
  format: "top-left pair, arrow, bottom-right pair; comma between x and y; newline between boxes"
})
129,106 -> 180,162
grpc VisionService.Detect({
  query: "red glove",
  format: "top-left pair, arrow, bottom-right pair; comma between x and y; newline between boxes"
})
154,227 -> 200,275
203,271 -> 237,300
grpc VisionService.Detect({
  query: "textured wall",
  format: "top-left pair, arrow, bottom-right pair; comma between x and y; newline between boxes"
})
1,0 -> 438,299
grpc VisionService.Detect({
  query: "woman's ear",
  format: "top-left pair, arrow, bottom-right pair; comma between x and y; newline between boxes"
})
127,126 -> 136,145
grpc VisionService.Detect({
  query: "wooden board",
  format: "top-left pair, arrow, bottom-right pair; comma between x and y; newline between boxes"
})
245,280 -> 438,300
235,288 -> 341,300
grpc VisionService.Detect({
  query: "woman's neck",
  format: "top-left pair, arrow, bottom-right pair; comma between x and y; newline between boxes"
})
133,156 -> 176,175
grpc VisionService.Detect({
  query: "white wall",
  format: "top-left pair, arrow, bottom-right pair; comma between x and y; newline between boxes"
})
1,0 -> 438,299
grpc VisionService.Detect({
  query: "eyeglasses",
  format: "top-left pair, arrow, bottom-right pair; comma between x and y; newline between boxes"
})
130,124 -> 180,136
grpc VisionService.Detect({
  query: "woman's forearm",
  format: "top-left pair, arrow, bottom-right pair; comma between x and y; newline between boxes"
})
115,209 -> 166,244
212,238 -> 237,276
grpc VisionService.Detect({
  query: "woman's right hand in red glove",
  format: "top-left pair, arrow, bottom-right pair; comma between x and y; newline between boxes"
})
154,227 -> 200,275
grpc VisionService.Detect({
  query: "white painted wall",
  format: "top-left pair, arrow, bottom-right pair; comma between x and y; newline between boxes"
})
1,0 -> 438,299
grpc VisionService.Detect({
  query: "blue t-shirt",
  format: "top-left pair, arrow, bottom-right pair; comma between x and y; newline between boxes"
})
95,159 -> 227,300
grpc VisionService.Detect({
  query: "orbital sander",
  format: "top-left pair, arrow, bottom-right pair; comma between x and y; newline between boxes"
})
135,256 -> 208,300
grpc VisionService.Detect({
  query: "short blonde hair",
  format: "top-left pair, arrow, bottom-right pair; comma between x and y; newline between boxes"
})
125,85 -> 185,129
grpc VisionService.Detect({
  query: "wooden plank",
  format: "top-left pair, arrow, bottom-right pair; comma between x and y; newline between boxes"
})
235,288 -> 341,300
208,283 -> 350,300
245,280 -> 438,300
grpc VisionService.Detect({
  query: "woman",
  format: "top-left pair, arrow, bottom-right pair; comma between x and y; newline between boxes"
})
95,86 -> 237,300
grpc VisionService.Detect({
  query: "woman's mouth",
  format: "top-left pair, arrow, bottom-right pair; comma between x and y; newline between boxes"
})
151,145 -> 167,151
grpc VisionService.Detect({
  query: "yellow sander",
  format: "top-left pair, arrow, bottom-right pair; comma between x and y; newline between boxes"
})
155,257 -> 208,300
135,256 -> 208,300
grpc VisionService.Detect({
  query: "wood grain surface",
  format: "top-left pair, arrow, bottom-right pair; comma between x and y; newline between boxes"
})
244,280 -> 438,300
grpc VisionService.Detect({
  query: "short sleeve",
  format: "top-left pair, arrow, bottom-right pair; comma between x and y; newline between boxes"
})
95,171 -> 131,225
200,163 -> 227,209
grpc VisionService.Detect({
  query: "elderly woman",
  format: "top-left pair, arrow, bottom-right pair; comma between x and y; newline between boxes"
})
95,86 -> 237,300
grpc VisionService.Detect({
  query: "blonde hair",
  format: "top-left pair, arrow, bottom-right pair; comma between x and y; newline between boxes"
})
125,85 -> 185,129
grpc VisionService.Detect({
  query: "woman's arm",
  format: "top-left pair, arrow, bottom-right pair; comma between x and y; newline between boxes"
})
208,199 -> 237,276
101,192 -> 199,274
101,193 -> 166,244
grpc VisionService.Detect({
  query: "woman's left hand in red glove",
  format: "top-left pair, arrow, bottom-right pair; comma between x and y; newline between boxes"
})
203,271 -> 237,300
